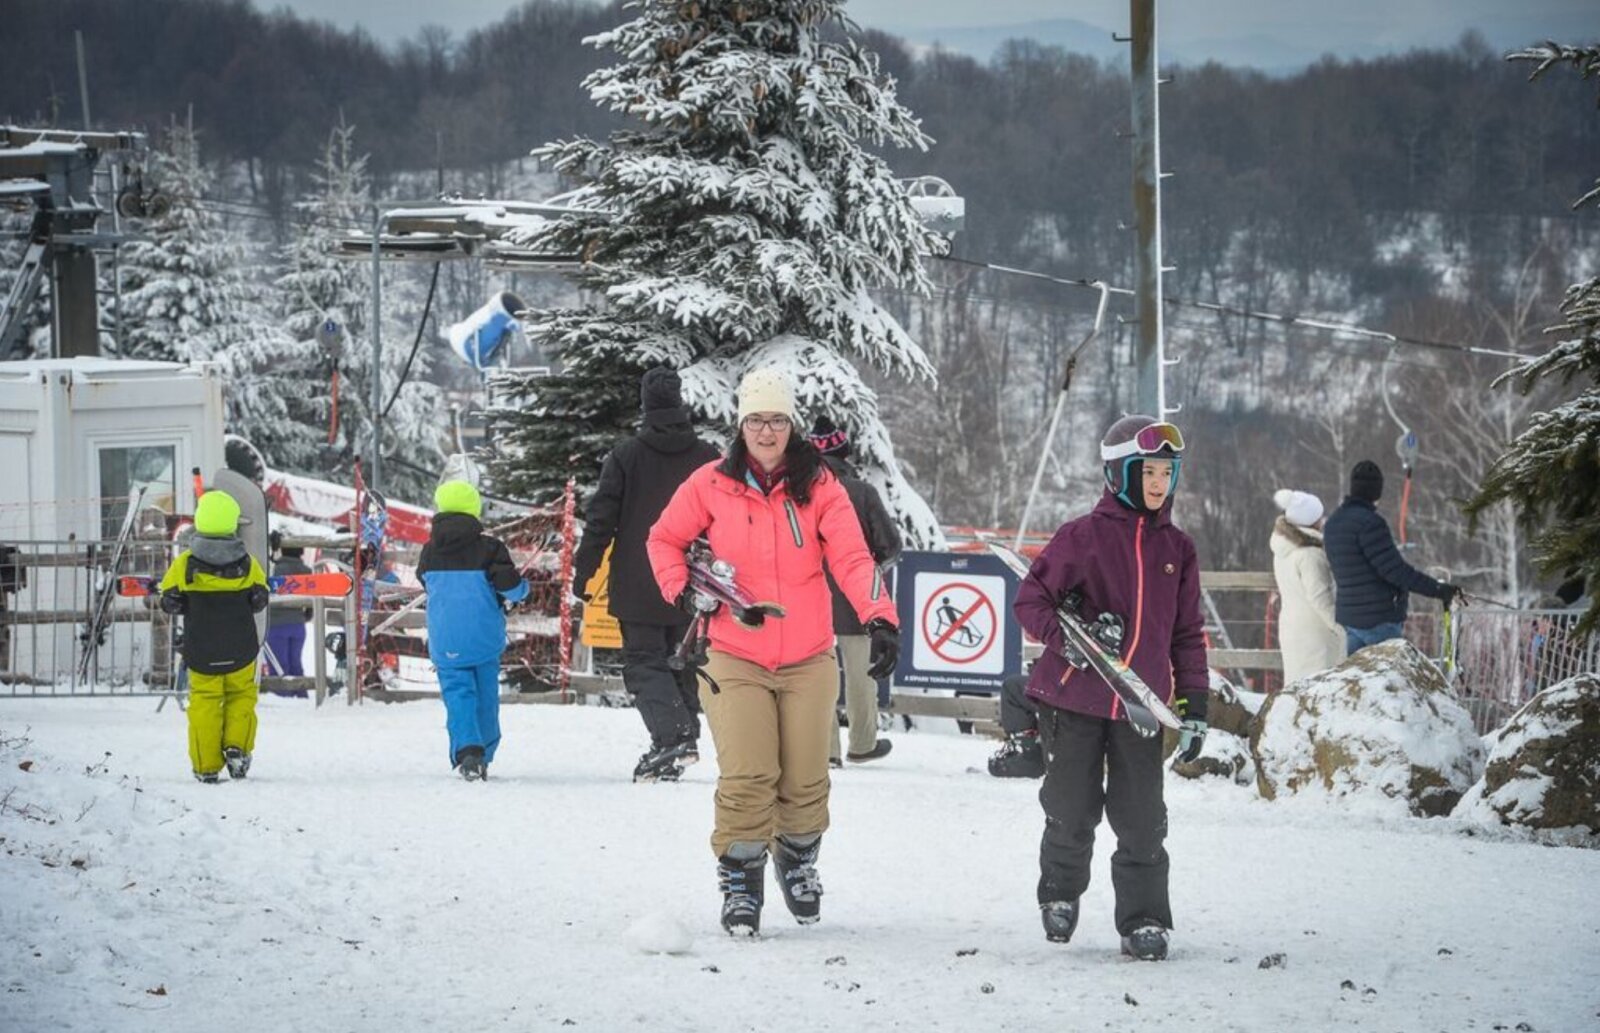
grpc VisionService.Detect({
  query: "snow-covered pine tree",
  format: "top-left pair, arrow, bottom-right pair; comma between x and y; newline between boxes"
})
116,123 -> 251,365
114,123 -> 318,467
277,123 -> 446,501
0,211 -> 52,359
1466,42 -> 1600,634
488,0 -> 948,541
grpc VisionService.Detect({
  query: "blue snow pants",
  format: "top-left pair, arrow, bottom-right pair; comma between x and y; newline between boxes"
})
438,661 -> 502,768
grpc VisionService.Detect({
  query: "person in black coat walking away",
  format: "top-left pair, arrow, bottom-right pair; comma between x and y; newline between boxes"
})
1323,460 -> 1460,655
571,367 -> 721,782
809,417 -> 902,765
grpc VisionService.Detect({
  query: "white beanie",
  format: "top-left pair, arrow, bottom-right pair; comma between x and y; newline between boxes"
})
736,368 -> 798,421
1273,489 -> 1324,528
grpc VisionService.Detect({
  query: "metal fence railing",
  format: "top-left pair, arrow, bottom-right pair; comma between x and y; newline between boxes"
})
1448,607 -> 1598,732
1,537 -> 177,694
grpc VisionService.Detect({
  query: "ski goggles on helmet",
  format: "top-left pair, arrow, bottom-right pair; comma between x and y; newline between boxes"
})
1100,421 -> 1186,462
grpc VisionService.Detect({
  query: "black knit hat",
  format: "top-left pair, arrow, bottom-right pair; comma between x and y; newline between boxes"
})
639,367 -> 682,413
1350,460 -> 1384,503
809,415 -> 851,459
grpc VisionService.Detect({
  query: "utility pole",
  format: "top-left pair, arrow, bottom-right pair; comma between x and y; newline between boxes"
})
1129,0 -> 1173,418
75,31 -> 92,130
369,206 -> 383,492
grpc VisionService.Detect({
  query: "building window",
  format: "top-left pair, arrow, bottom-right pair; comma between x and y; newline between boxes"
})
98,445 -> 176,538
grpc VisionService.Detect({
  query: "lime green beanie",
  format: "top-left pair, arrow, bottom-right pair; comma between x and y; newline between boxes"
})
194,491 -> 241,537
434,480 -> 482,518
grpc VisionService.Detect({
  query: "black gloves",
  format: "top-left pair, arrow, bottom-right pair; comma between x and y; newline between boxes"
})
865,618 -> 900,680
1439,583 -> 1462,608
247,584 -> 270,613
159,589 -> 187,615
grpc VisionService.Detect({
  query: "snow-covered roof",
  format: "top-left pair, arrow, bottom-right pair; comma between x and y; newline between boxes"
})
0,357 -> 216,383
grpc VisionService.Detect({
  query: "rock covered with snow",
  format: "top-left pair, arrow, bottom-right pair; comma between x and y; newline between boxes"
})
1248,639 -> 1484,816
1454,673 -> 1600,835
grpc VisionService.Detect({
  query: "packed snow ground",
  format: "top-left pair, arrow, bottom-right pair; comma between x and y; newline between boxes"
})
2,696 -> 1596,1033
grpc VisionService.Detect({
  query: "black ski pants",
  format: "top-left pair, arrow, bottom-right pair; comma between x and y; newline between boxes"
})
619,620 -> 701,749
1000,674 -> 1038,736
1036,702 -> 1172,934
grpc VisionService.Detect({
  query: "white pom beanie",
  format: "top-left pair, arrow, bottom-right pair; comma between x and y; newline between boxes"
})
736,368 -> 798,421
1273,489 -> 1324,528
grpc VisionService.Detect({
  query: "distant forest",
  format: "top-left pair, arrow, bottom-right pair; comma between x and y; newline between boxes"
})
5,0 -> 1597,268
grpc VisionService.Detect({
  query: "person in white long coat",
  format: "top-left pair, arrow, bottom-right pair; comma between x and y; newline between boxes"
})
1269,490 -> 1345,685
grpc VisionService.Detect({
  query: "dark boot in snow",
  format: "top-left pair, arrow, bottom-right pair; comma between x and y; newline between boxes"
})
223,746 -> 251,780
633,739 -> 694,782
988,731 -> 1045,778
846,739 -> 892,763
1121,922 -> 1169,961
455,745 -> 486,782
194,770 -> 221,784
1040,899 -> 1079,943
772,834 -> 823,925
717,844 -> 768,937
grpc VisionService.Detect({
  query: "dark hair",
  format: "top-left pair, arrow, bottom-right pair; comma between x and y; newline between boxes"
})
718,427 -> 824,506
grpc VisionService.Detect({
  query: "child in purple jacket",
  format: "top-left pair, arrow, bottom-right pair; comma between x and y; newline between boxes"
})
1012,415 -> 1210,961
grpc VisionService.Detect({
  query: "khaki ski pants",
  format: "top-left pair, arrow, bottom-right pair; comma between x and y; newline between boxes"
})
700,649 -> 837,857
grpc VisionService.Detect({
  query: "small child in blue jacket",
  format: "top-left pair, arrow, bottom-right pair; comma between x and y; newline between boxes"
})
417,481 -> 528,780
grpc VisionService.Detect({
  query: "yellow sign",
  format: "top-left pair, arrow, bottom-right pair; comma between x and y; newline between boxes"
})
579,545 -> 623,649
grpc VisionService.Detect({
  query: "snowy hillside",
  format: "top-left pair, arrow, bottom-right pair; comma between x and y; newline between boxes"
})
2,698 -> 1596,1032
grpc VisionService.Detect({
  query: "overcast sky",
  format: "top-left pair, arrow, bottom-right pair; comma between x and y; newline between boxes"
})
270,0 -> 1597,61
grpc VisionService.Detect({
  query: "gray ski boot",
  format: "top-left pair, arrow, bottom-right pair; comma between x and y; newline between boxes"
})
772,833 -> 823,925
1040,899 -> 1080,943
223,746 -> 251,780
1121,922 -> 1169,961
455,745 -> 486,782
716,843 -> 768,937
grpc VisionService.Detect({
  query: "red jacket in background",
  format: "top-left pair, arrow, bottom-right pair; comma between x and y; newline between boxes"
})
1014,492 -> 1209,719
648,460 -> 897,672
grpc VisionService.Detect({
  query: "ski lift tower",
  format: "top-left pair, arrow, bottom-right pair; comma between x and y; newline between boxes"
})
334,180 -> 963,493
0,126 -> 150,360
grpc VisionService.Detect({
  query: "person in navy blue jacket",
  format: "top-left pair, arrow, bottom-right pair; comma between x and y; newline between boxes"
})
418,480 -> 529,780
1323,460 -> 1459,655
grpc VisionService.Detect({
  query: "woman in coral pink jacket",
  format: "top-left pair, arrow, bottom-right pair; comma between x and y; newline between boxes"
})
648,368 -> 900,938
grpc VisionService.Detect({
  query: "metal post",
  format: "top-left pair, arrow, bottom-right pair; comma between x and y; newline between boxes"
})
312,597 -> 327,707
1129,0 -> 1167,418
75,31 -> 92,130
369,205 -> 383,493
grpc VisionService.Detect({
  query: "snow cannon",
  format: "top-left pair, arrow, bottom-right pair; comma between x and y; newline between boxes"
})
448,291 -> 526,370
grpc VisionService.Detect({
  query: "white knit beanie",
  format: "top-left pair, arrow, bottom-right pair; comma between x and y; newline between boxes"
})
1273,489 -> 1324,528
736,368 -> 798,421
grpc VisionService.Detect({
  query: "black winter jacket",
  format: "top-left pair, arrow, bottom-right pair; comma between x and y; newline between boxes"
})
1323,496 -> 1448,628
821,456 -> 902,635
571,411 -> 720,625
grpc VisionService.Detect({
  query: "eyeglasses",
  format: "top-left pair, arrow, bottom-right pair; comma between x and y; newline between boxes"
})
742,415 -> 792,433
1102,421 -> 1185,461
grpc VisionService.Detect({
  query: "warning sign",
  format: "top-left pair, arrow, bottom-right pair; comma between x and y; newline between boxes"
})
578,546 -> 623,650
913,573 -> 1005,674
892,551 -> 1023,692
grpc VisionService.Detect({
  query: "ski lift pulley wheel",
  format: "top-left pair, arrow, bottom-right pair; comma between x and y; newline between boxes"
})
316,319 -> 343,361
1395,430 -> 1420,467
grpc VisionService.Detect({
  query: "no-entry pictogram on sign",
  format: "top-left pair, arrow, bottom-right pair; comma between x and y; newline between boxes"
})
911,571 -> 1007,676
